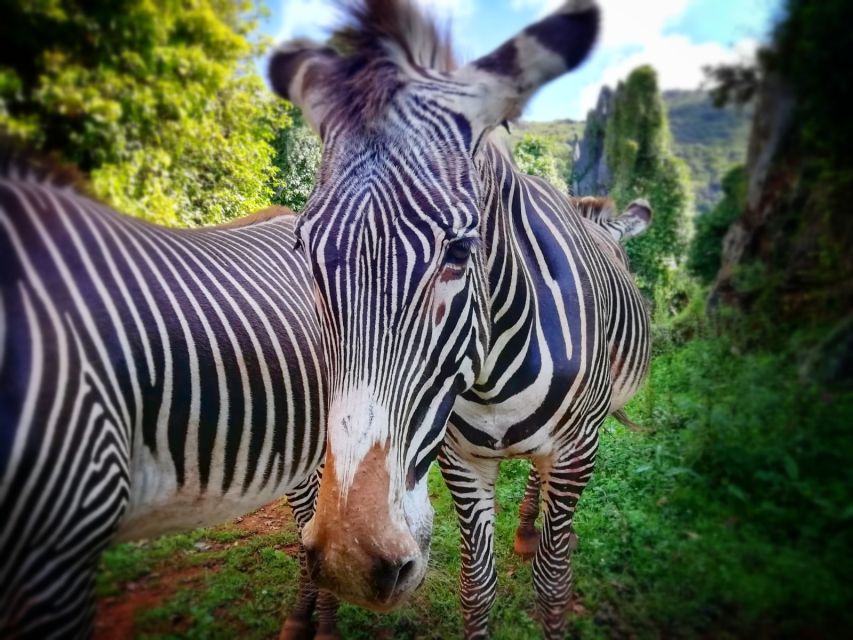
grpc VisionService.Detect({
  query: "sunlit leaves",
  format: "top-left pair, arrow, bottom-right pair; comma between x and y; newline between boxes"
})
0,0 -> 294,227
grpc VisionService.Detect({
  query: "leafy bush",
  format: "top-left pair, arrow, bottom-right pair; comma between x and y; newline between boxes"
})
0,0 -> 292,226
604,66 -> 693,295
270,111 -> 322,212
688,165 -> 747,283
513,134 -> 567,191
571,324 -> 853,637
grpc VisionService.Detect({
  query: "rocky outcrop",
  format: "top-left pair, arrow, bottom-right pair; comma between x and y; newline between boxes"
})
711,71 -> 797,307
710,68 -> 853,323
571,86 -> 612,196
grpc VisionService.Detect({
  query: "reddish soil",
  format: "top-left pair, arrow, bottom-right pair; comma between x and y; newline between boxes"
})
94,565 -> 209,640
95,499 -> 299,640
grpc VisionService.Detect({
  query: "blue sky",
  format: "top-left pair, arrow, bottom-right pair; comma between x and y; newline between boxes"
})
260,0 -> 783,121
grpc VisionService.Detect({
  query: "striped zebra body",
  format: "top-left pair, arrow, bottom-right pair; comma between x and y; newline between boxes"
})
0,170 -> 327,637
440,146 -> 651,638
269,1 -> 649,637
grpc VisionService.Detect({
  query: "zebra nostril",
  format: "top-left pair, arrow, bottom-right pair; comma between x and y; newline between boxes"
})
397,558 -> 416,586
373,556 -> 418,603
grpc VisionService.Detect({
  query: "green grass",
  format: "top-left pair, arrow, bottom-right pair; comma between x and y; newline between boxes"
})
99,331 -> 853,638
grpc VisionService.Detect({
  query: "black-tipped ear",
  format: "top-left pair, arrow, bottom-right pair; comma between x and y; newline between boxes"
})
268,39 -> 339,133
610,198 -> 653,242
451,1 -> 599,133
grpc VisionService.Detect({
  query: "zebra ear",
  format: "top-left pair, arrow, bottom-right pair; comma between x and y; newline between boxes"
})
452,0 -> 599,134
268,39 -> 340,133
609,199 -> 653,242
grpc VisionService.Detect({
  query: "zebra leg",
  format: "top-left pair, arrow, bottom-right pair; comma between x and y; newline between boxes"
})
439,446 -> 500,640
1,560 -> 100,639
533,438 -> 598,639
314,591 -> 340,640
513,466 -> 541,559
280,474 -> 320,640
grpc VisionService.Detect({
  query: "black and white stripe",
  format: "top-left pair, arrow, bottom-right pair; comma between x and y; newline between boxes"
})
0,167 -> 329,638
270,1 -> 650,638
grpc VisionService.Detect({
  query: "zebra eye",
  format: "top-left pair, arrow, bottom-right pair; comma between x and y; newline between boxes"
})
445,238 -> 476,265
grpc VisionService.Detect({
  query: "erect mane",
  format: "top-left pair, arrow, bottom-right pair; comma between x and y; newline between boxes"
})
322,0 -> 457,127
335,0 -> 456,72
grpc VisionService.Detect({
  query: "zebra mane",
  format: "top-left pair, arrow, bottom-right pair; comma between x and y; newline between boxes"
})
324,0 -> 456,126
572,196 -> 616,223
0,139 -> 91,196
335,0 -> 456,72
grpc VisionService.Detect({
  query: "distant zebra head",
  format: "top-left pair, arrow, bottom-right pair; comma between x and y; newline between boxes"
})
269,0 -> 599,610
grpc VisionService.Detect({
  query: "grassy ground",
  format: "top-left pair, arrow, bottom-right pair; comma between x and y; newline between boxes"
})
97,330 -> 853,639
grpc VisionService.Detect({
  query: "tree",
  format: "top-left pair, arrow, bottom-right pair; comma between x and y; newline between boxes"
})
707,0 -> 853,322
604,66 -> 692,294
0,0 -> 292,226
270,111 -> 322,212
513,134 -> 566,191
688,165 -> 746,284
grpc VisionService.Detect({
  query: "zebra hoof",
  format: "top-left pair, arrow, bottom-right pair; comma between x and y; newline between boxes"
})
279,616 -> 314,640
513,525 -> 540,559
314,625 -> 340,640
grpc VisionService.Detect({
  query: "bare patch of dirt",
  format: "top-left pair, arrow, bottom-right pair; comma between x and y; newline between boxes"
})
232,498 -> 298,539
95,565 -> 209,640
95,499 -> 299,639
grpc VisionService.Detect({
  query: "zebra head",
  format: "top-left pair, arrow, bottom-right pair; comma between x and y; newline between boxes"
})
269,0 -> 600,610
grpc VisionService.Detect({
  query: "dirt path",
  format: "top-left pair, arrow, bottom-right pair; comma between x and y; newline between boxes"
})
94,500 -> 298,640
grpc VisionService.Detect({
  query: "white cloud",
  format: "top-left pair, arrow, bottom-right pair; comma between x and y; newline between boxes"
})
597,0 -> 689,47
275,0 -> 475,44
578,35 -> 758,114
510,0 -> 689,47
509,1 -> 760,119
510,0 -> 558,11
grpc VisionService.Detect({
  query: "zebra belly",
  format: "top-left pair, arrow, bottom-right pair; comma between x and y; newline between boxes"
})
114,487 -> 292,542
115,443 -> 305,542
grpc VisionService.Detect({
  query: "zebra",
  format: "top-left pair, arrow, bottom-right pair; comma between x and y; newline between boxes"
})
268,0 -> 651,638
513,194 -> 652,559
0,156 -> 337,639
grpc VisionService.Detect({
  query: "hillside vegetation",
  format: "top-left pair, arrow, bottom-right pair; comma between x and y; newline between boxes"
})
665,90 -> 751,212
510,90 -> 749,214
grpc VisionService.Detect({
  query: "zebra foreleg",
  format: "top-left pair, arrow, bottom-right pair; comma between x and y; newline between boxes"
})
439,446 -> 500,640
279,539 -> 318,640
513,466 -> 541,559
314,591 -> 339,640
280,474 -> 339,640
532,439 -> 598,639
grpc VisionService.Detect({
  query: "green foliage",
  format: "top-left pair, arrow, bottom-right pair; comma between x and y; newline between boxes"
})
512,134 -> 566,191
605,66 -> 693,295
775,0 -> 853,166
506,119 -> 582,187
688,165 -> 747,283
98,317 -> 853,638
574,331 -> 853,637
0,0 -> 292,226
665,90 -> 751,213
270,111 -> 322,212
703,0 -> 853,324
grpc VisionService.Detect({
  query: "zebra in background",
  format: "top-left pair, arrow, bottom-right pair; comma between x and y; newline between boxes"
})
514,194 -> 652,558
268,0 -> 651,638
0,155 -> 336,639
